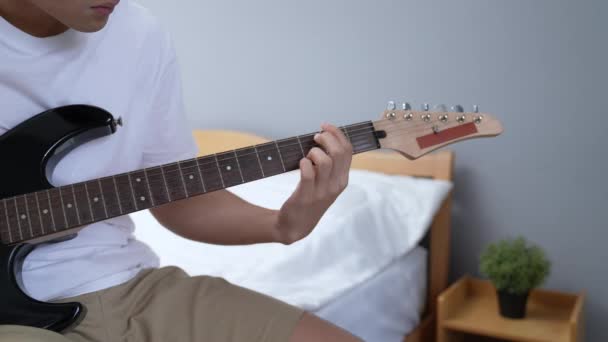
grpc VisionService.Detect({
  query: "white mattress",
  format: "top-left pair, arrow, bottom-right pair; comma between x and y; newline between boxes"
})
315,246 -> 427,342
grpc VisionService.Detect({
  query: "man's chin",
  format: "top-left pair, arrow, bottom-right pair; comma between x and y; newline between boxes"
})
72,18 -> 109,33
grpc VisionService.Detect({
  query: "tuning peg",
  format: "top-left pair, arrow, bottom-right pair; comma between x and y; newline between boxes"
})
432,104 -> 448,123
433,104 -> 447,112
451,105 -> 464,113
420,103 -> 434,121
387,101 -> 396,110
403,102 -> 414,120
472,105 -> 483,124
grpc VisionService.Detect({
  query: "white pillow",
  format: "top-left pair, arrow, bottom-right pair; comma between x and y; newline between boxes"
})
133,169 -> 452,310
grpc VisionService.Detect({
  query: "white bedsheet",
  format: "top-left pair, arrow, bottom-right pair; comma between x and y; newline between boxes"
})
315,247 -> 427,342
133,169 -> 450,311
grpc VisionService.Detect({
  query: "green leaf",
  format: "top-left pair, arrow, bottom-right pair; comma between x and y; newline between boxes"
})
479,236 -> 550,294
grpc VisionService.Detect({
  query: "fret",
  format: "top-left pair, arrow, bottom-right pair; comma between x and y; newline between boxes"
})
213,155 -> 226,188
296,136 -> 306,157
162,163 -> 187,201
342,126 -> 355,150
59,186 -> 80,227
346,122 -> 378,154
198,155 -> 224,192
126,174 -> 141,211
72,183 -> 93,224
235,147 -> 264,182
145,167 -> 170,206
34,192 -> 47,235
159,165 -> 172,202
13,196 -> 31,239
97,180 -> 109,218
232,151 -> 245,184
341,127 -> 350,141
253,146 -> 266,178
129,171 -> 152,209
2,199 -> 12,244
142,168 -> 155,206
277,138 -> 304,171
48,188 -> 68,230
86,181 -> 108,221
24,193 -> 43,237
298,134 -> 316,155
179,159 -> 205,196
100,177 -> 122,217
216,152 -> 243,187
257,142 -> 284,177
38,190 -> 56,232
346,123 -> 366,143
70,185 -> 82,225
176,162 -> 190,197
274,141 -> 286,172
5,198 -> 22,241
114,174 -> 137,214
195,158 -> 207,192
83,182 -> 95,221
23,194 -> 38,237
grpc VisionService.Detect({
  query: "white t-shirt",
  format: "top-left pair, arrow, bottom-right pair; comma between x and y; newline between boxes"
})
0,0 -> 198,300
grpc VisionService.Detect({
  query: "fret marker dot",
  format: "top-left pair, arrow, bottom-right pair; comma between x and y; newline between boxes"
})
136,178 -> 141,182
140,196 -> 146,201
43,209 -> 49,214
226,166 -> 232,171
267,156 -> 272,161
21,214 -> 26,220
93,197 -> 99,202
67,203 -> 72,208
189,175 -> 194,180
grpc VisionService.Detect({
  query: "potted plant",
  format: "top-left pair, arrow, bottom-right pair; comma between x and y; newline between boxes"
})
479,237 -> 551,319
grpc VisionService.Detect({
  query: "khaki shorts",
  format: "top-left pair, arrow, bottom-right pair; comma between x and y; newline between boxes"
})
0,267 -> 304,342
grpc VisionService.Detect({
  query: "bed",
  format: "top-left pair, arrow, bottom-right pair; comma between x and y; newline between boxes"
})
133,130 -> 454,342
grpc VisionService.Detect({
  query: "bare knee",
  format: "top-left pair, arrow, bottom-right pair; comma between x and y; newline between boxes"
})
289,313 -> 363,342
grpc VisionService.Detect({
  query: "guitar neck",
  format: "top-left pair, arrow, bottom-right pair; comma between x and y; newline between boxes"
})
1,121 -> 380,245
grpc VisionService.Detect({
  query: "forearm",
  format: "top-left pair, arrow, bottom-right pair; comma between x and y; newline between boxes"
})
149,124 -> 351,247
149,190 -> 282,245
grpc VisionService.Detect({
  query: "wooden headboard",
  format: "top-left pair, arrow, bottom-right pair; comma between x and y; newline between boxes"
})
193,129 -> 453,342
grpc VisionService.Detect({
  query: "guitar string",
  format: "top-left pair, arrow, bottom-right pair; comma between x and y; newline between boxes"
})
0,119 -> 466,214
0,118 -> 464,211
67,124 -> 378,185
0,132 -> 376,241
0,141 -> 385,243
0,121 -> 473,240
146,119 -> 462,174
133,118 -> 451,174
160,116 -> 466,170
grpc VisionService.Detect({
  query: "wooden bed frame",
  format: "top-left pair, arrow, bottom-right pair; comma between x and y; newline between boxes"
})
194,130 -> 454,342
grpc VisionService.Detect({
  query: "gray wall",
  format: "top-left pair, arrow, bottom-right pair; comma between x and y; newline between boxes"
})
140,0 -> 608,340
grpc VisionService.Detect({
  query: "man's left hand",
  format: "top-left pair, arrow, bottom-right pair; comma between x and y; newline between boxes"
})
272,123 -> 353,245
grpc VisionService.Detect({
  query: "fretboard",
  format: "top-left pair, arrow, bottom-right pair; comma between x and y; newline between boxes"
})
0,121 -> 380,245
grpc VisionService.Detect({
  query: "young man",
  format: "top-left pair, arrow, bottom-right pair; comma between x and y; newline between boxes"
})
0,0 -> 361,341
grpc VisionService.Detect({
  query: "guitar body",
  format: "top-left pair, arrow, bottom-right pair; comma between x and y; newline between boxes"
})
0,105 -> 117,332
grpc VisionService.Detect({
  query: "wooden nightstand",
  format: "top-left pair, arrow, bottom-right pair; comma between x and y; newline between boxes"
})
437,276 -> 585,342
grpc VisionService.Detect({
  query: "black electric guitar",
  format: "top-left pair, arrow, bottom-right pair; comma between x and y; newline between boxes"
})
0,103 -> 502,332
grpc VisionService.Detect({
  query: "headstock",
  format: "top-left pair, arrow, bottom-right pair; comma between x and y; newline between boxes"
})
373,102 -> 503,159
